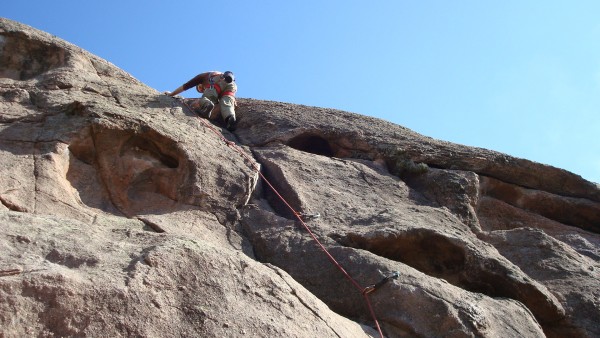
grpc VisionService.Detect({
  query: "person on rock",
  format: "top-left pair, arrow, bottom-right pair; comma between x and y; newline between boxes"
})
166,71 -> 237,131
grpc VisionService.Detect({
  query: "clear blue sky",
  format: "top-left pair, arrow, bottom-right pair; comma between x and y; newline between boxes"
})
4,1 -> 599,184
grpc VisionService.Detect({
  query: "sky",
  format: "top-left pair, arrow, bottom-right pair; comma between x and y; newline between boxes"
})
3,1 -> 600,184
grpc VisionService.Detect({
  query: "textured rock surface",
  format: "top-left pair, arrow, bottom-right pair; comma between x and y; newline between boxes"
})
1,18 -> 599,337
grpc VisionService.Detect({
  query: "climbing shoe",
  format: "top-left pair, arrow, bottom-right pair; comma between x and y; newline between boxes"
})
225,115 -> 237,131
198,99 -> 215,118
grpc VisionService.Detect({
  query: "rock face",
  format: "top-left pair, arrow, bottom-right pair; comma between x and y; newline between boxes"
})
0,18 -> 598,338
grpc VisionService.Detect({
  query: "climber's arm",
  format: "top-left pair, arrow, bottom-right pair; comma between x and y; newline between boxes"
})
166,73 -> 210,96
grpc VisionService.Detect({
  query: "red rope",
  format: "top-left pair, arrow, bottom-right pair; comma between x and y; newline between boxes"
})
180,100 -> 385,337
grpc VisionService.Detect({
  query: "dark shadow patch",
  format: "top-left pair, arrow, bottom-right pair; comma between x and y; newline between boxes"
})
340,230 -> 466,282
45,248 -> 99,268
382,149 -> 429,178
480,176 -> 600,234
63,101 -> 87,117
335,228 -> 568,331
137,217 -> 166,233
0,31 -> 67,81
287,134 -> 335,157
68,128 -> 96,165
0,195 -> 27,212
258,164 -> 302,220
336,229 -> 528,299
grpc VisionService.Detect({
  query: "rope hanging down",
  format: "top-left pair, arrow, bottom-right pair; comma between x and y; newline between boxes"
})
180,100 -> 389,338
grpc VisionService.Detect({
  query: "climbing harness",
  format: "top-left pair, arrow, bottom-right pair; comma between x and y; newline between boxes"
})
195,72 -> 220,95
196,72 -> 235,98
208,72 -> 216,90
180,99 -> 392,338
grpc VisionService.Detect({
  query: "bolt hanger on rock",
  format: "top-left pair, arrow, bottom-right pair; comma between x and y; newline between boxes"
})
363,271 -> 400,295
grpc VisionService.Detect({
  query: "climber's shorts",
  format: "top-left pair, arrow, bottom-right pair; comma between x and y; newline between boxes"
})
201,87 -> 219,104
219,95 -> 235,120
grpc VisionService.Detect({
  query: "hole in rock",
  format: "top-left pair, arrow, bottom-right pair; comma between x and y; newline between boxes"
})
120,136 -> 179,169
287,134 -> 335,157
0,32 -> 67,80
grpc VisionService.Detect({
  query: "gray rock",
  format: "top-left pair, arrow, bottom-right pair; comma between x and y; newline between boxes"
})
1,17 -> 599,338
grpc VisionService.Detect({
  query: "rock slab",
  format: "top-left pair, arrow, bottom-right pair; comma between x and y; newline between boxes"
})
1,18 -> 599,338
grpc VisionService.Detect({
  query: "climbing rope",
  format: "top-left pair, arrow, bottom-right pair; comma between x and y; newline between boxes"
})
180,99 -> 387,338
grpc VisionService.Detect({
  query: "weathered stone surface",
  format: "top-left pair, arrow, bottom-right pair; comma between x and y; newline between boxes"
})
478,196 -> 600,261
243,146 -> 564,334
403,168 -> 481,231
0,212 -> 373,338
1,17 -> 599,338
480,176 -> 600,233
480,228 -> 600,338
235,100 -> 600,203
241,205 -> 547,338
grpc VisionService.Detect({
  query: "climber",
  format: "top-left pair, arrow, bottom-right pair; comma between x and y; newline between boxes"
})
166,71 -> 237,131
